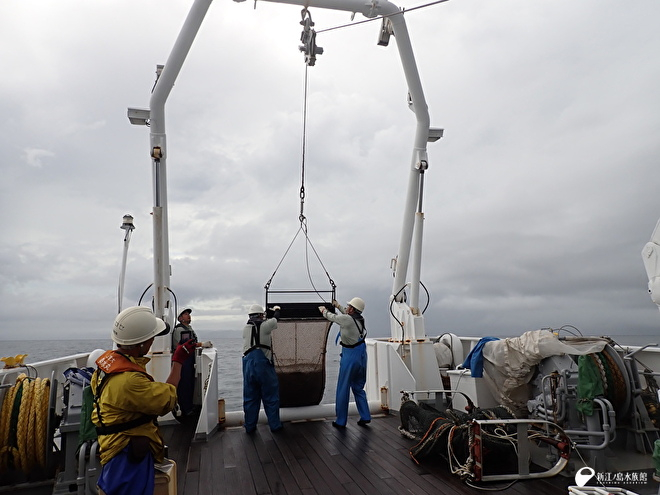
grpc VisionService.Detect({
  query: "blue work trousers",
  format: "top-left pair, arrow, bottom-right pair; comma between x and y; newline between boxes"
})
242,350 -> 282,432
97,446 -> 154,495
335,343 -> 371,426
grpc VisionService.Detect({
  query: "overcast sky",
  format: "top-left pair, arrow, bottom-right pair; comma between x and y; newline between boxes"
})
1,0 -> 659,342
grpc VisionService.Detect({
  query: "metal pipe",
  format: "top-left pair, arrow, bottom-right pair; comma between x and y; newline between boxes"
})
118,214 -> 135,313
564,398 -> 614,450
410,211 -> 424,313
223,400 -> 383,427
388,10 -> 431,305
147,0 -> 214,325
152,206 -> 166,322
254,0 -> 432,310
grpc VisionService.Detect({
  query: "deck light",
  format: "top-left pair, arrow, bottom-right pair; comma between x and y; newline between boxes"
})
121,214 -> 135,232
428,128 -> 444,142
127,107 -> 150,126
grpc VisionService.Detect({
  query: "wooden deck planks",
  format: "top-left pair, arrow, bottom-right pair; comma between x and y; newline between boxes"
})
165,412 -> 659,495
160,415 -> 196,495
242,434 -> 271,494
266,430 -> 313,493
259,434 -> 304,495
293,430 -> 353,495
317,429 -> 396,495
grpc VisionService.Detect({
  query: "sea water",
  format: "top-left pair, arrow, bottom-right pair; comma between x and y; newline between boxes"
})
2,332 -> 657,412
214,337 -> 341,411
0,336 -> 341,412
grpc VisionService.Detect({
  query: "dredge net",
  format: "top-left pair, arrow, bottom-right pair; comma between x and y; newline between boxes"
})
399,400 -> 520,479
270,303 -> 333,407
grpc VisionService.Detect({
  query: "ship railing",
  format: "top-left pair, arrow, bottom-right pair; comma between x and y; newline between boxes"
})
399,388 -> 478,413
193,346 -> 219,441
562,397 -> 617,450
472,418 -> 570,482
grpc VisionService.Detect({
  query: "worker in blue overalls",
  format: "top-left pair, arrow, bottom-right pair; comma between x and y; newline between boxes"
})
318,297 -> 371,428
241,304 -> 284,434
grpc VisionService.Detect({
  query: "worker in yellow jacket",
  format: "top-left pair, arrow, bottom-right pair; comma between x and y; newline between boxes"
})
91,306 -> 196,495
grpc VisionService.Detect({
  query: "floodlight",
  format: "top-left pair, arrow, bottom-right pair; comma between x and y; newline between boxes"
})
428,128 -> 444,142
378,18 -> 393,46
127,107 -> 150,126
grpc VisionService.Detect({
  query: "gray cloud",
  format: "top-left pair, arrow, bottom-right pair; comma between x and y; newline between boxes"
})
1,0 -> 659,343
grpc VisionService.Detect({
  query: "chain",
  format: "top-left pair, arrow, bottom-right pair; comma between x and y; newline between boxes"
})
299,63 -> 309,225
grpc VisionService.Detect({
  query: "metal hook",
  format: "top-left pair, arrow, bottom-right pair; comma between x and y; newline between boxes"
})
299,8 -> 323,66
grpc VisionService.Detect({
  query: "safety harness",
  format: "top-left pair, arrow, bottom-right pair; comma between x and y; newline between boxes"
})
92,350 -> 158,436
339,313 -> 367,348
243,320 -> 271,356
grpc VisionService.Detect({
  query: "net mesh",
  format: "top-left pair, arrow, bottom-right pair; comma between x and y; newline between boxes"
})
271,319 -> 332,407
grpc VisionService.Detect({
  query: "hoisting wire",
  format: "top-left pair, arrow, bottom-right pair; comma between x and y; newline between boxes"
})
263,213 -> 337,301
278,1 -> 446,305
314,0 -> 451,35
265,11 -> 335,300
299,62 -> 309,227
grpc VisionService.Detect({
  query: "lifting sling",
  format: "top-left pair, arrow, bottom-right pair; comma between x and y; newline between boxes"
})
263,14 -> 336,406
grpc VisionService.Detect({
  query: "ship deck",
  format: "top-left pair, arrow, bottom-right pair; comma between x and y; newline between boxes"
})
163,412 -> 660,495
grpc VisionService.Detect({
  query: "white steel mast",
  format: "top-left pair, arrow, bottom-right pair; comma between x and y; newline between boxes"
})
254,0 -> 440,341
129,0 -> 439,346
128,0 -> 213,346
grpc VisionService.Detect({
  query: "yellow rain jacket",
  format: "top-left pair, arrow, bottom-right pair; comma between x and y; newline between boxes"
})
91,350 -> 177,464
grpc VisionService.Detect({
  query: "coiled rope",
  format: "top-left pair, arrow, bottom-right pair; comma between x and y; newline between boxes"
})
0,373 -> 50,474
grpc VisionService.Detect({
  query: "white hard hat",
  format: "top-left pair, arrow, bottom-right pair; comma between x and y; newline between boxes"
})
178,308 -> 192,318
248,304 -> 264,315
112,306 -> 169,345
347,297 -> 365,313
86,349 -> 105,368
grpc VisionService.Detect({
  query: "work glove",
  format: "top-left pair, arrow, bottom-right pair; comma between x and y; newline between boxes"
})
200,341 -> 213,348
266,306 -> 281,319
172,339 -> 196,364
318,306 -> 326,314
332,300 -> 340,308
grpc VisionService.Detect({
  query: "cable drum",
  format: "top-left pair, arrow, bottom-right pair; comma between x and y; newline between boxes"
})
587,345 -> 630,417
601,346 -> 629,412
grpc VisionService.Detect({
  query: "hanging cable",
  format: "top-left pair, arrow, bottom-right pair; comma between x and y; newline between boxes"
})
264,13 -> 335,301
299,62 -> 335,296
315,0 -> 451,35
299,64 -> 309,226
264,217 -> 336,300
